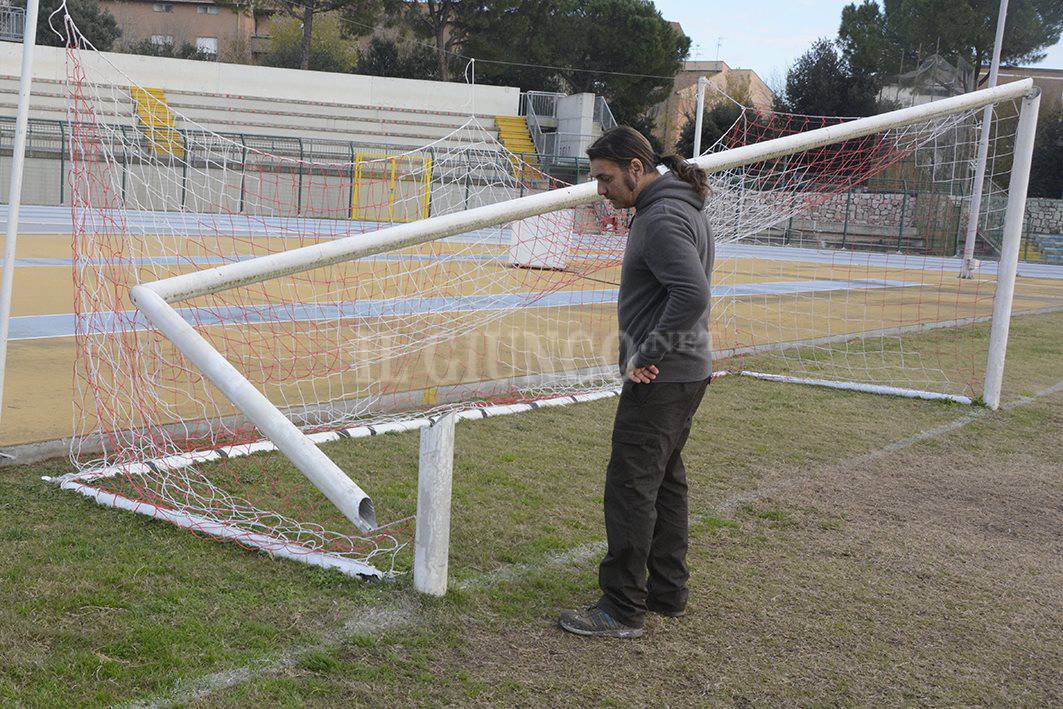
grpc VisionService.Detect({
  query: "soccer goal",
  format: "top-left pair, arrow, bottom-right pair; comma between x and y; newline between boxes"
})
351,152 -> 433,223
38,15 -> 1047,585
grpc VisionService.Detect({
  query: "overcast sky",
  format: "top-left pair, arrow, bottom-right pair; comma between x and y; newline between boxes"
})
652,0 -> 1063,91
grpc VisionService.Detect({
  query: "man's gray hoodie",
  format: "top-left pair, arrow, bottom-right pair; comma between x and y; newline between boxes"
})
617,170 -> 713,382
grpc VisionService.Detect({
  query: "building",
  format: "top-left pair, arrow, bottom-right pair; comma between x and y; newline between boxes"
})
97,0 -> 267,61
989,65 -> 1063,115
652,59 -> 776,153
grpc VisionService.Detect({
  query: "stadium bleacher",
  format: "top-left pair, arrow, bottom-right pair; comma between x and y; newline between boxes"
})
0,73 -> 503,152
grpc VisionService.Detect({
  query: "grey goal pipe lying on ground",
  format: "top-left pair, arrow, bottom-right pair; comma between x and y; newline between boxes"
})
128,77 -> 1035,533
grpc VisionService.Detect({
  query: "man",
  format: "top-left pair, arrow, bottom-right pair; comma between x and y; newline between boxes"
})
559,126 -> 714,639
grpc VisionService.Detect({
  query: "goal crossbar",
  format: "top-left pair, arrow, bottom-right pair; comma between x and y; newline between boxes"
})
137,79 -> 1033,304
125,79 -> 1038,532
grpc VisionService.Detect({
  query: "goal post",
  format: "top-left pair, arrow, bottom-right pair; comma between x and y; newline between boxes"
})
983,88 -> 1041,409
123,78 -> 1039,552
351,152 -> 433,223
56,4 -> 1048,584
141,79 -> 1035,303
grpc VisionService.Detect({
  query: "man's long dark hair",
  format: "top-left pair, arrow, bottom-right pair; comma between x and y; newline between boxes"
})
586,126 -> 710,200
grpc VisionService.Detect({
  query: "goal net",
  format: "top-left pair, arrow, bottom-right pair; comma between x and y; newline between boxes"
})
52,17 -> 1043,577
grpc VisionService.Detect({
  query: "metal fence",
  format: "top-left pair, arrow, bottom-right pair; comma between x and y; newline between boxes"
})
0,5 -> 24,42
0,116 -> 546,216
524,100 -> 557,156
521,91 -> 564,119
593,96 -> 617,132
4,115 -> 1049,261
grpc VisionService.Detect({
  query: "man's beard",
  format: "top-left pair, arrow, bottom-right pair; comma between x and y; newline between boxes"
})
623,174 -> 637,193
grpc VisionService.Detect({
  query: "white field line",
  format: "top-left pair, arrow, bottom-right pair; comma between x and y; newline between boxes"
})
121,603 -> 416,709
122,380 -> 1063,708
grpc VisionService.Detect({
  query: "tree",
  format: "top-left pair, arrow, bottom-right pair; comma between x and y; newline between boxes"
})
1028,106 -> 1062,199
262,15 -> 354,73
838,0 -> 1063,91
375,0 -> 476,82
543,0 -> 689,124
785,38 -> 878,116
674,102 -> 743,158
458,0 -> 565,92
838,0 -> 894,78
353,36 -> 438,80
33,0 -> 120,51
259,0 -> 386,71
464,0 -> 689,124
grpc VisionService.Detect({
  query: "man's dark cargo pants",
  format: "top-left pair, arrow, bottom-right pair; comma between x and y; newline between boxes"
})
598,377 -> 710,627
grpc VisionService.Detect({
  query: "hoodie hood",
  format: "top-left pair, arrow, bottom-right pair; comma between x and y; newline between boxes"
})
633,170 -> 704,213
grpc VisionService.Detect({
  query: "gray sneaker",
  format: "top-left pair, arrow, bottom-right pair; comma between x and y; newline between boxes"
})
558,605 -> 645,639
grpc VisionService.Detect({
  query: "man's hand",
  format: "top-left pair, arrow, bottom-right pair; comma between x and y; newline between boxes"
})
627,364 -> 659,384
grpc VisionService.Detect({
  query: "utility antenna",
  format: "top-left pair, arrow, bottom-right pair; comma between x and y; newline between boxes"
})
715,37 -> 724,61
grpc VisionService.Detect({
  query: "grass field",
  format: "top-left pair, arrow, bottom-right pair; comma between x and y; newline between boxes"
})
1,311 -> 1060,706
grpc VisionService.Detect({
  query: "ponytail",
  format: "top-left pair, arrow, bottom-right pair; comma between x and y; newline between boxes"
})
587,127 -> 710,201
659,154 -> 710,201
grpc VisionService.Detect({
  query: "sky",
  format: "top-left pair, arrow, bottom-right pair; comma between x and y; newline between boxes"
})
652,0 -> 1063,91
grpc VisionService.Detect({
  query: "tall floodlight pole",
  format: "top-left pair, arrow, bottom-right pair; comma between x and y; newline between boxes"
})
0,0 -> 41,435
960,0 -> 1008,279
692,76 -> 709,159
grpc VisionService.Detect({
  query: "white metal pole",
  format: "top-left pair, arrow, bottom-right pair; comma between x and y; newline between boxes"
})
414,412 -> 456,596
0,0 -> 40,432
128,285 -> 379,532
959,0 -> 1009,279
983,89 -> 1040,410
143,78 -> 1033,304
692,76 -> 708,158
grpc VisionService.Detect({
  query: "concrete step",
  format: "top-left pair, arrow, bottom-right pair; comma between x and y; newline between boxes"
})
173,106 -> 493,142
0,75 -> 503,148
0,75 -> 501,124
1,103 -> 497,151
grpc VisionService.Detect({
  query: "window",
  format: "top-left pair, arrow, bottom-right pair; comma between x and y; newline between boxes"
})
197,5 -> 220,14
150,34 -> 174,46
152,3 -> 174,12
196,37 -> 219,55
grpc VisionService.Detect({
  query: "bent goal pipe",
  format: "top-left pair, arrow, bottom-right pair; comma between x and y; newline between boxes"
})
128,78 -> 1037,531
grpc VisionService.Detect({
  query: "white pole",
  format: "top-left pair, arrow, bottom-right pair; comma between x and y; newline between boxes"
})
414,412 -> 456,596
959,0 -> 1009,279
692,76 -> 708,158
128,285 -> 379,532
57,478 -> 384,579
983,89 -> 1040,410
142,78 -> 1033,304
0,0 -> 40,431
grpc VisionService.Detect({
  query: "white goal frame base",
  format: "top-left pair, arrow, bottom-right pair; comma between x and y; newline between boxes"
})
49,388 -> 622,581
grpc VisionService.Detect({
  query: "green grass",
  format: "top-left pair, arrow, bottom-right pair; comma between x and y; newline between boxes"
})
0,311 -> 1061,705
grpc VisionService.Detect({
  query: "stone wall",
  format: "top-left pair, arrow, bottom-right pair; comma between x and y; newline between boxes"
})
805,192 -> 918,228
1026,198 -> 1063,235
795,191 -> 1062,238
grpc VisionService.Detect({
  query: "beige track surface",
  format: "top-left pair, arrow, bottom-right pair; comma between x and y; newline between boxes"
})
2,231 -> 1060,447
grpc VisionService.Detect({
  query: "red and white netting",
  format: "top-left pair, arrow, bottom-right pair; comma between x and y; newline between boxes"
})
55,15 -> 1023,575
